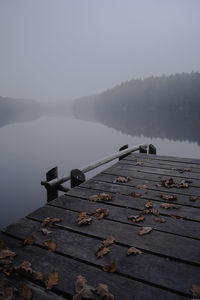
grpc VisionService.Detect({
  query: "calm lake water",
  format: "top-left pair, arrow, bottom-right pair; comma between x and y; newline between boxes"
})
1,115 -> 200,229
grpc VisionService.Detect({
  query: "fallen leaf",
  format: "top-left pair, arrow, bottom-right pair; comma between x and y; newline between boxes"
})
189,196 -> 197,201
76,212 -> 93,225
42,217 -> 61,227
89,193 -> 113,202
44,239 -> 57,252
160,203 -> 180,209
160,178 -> 191,189
96,246 -> 110,258
33,271 -> 45,281
73,285 -> 94,300
21,236 -> 34,246
136,185 -> 148,189
93,208 -> 109,219
0,283 -> 16,299
103,261 -> 117,273
113,176 -> 133,183
95,283 -> 114,300
102,236 -> 115,247
128,192 -> 142,198
0,249 -> 16,264
19,284 -> 33,300
45,271 -> 59,290
159,194 -> 177,201
138,226 -> 152,236
174,167 -> 192,173
74,275 -> 87,293
145,201 -> 153,208
127,246 -> 142,255
171,214 -> 184,220
141,208 -> 159,216
128,215 -> 145,223
40,227 -> 52,235
190,284 -> 200,298
154,217 -> 166,223
136,161 -> 143,166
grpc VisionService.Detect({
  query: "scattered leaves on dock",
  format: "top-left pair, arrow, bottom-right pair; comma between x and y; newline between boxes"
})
103,260 -> 118,273
159,178 -> 191,189
141,208 -> 159,216
93,208 -> 109,219
136,184 -> 148,189
160,203 -> 180,209
42,217 -> 61,227
45,271 -> 59,290
173,167 -> 192,173
44,239 -> 57,252
0,245 -> 16,265
136,161 -> 143,166
89,193 -> 113,202
158,194 -> 177,201
138,226 -> 153,236
102,236 -> 115,247
128,215 -> 145,223
127,246 -> 142,256
96,236 -> 115,258
171,214 -> 184,220
21,236 -> 35,246
40,227 -> 52,235
145,201 -> 153,208
189,196 -> 197,201
113,176 -> 133,183
76,212 -> 93,225
154,217 -> 166,223
128,192 -> 142,198
96,283 -> 114,299
190,284 -> 200,298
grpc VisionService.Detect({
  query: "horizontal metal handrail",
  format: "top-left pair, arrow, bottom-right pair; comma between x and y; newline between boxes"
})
41,144 -> 147,189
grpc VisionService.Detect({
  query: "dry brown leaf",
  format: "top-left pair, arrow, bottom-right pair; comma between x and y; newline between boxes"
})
73,286 -> 94,300
136,161 -> 143,166
145,201 -> 153,208
93,208 -> 109,219
102,236 -> 115,247
136,185 -> 148,189
171,214 -> 184,220
160,203 -> 180,209
76,212 -> 93,225
74,275 -> 87,293
42,217 -> 61,227
96,247 -> 110,258
127,246 -> 142,255
190,284 -> 200,298
128,215 -> 145,223
33,271 -> 45,281
174,167 -> 192,173
113,176 -> 133,183
0,249 -> 16,264
0,283 -> 16,299
19,284 -> 33,300
189,196 -> 197,201
103,261 -> 117,273
40,227 -> 52,235
89,193 -> 113,202
44,239 -> 57,252
160,178 -> 191,189
96,283 -> 114,300
138,226 -> 152,236
45,271 -> 59,290
141,208 -> 159,216
128,192 -> 142,198
154,217 -> 166,223
159,194 -> 177,201
21,236 -> 35,246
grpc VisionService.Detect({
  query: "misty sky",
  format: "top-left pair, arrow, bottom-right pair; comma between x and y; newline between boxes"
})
0,0 -> 200,102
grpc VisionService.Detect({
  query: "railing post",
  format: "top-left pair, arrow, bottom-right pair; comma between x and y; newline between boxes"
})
46,167 -> 58,202
139,145 -> 147,154
71,169 -> 86,188
119,144 -> 129,160
149,144 -> 157,154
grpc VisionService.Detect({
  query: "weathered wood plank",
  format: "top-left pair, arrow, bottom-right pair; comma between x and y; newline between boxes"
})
129,152 -> 200,165
103,164 -> 200,188
0,233 -> 186,300
3,217 -> 200,297
117,160 -> 200,181
48,194 -> 200,239
25,205 -> 200,265
82,176 -> 200,198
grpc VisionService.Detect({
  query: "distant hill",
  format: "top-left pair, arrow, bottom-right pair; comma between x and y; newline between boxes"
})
0,96 -> 43,127
73,72 -> 200,144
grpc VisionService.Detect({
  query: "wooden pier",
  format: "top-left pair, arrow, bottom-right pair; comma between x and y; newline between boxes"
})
1,149 -> 200,299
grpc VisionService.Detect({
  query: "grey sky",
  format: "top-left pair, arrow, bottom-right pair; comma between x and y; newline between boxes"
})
0,0 -> 200,102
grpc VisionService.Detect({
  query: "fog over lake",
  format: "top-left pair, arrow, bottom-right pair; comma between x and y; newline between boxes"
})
1,114 -> 200,229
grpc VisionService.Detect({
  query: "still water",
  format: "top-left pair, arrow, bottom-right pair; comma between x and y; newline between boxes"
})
1,115 -> 200,229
